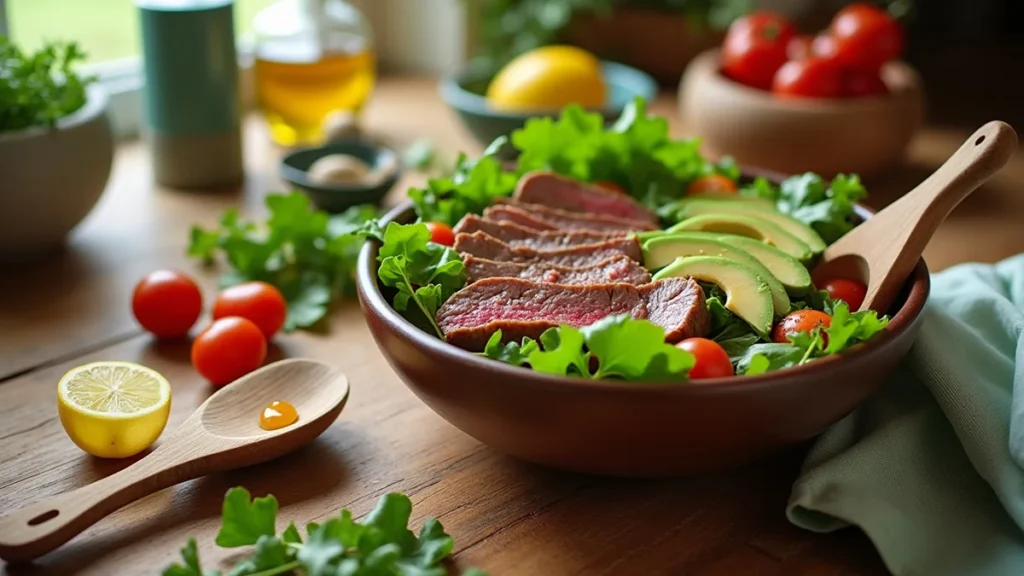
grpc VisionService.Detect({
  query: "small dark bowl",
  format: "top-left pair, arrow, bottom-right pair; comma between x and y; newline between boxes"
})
280,140 -> 403,213
355,181 -> 930,477
439,61 -> 658,154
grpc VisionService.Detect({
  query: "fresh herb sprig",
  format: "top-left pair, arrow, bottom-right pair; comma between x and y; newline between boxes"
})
0,36 -> 94,132
187,193 -> 380,331
483,315 -> 695,381
163,487 -> 485,576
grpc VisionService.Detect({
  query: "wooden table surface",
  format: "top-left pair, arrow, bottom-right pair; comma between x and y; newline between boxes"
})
2,77 -> 1022,576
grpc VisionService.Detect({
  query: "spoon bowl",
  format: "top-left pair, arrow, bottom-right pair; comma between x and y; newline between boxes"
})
0,358 -> 349,563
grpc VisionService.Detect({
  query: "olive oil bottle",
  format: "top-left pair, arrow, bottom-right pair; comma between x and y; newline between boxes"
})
252,0 -> 375,146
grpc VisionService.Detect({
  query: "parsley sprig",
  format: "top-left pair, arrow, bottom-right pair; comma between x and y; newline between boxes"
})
163,487 -> 485,576
0,36 -> 94,132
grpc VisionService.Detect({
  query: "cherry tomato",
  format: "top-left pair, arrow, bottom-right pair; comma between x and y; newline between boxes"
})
842,68 -> 888,98
425,222 -> 455,246
686,174 -> 738,196
721,11 -> 796,90
191,316 -> 268,386
677,338 -> 735,380
772,57 -> 844,99
830,3 -> 903,71
213,281 -> 288,339
787,35 -> 814,60
595,181 -> 628,195
821,278 -> 868,310
788,34 -> 839,61
811,34 -> 839,60
773,310 -> 832,344
132,269 -> 203,339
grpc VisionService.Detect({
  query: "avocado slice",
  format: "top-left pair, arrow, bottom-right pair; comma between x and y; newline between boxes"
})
710,234 -> 812,294
643,233 -> 789,316
666,214 -> 813,262
667,198 -> 826,253
653,255 -> 774,336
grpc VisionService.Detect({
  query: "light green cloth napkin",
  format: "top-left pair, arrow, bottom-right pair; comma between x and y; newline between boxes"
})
788,254 -> 1024,576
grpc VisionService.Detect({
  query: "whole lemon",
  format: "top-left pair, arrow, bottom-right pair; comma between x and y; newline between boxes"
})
486,46 -> 607,112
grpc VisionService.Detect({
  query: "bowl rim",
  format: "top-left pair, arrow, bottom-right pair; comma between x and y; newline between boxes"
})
438,60 -> 659,120
356,179 -> 931,394
683,48 -> 924,113
0,84 -> 109,144
279,140 -> 403,194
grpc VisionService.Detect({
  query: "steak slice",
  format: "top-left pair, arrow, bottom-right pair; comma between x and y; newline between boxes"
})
453,232 -> 642,266
464,255 -> 652,285
485,201 -> 658,232
639,277 -> 710,343
436,278 -> 648,350
453,214 -> 624,250
514,171 -> 658,223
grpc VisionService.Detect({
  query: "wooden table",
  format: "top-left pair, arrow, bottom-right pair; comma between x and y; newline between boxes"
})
1,77 -> 1022,576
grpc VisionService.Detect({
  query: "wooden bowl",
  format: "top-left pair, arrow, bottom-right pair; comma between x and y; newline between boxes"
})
356,199 -> 929,478
678,49 -> 925,178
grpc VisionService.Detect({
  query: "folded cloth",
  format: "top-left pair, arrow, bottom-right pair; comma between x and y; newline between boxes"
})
788,254 -> 1024,576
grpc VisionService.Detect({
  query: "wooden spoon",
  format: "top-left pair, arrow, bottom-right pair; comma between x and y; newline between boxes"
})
815,120 -> 1018,313
0,358 -> 350,563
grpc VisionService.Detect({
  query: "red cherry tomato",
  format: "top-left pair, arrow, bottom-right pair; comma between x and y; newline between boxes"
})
830,3 -> 903,71
425,222 -> 455,246
132,269 -> 203,339
191,316 -> 268,386
842,68 -> 888,98
772,57 -> 844,99
789,34 -> 839,61
773,310 -> 833,344
787,35 -> 814,60
811,34 -> 839,60
721,11 -> 796,90
821,278 -> 868,310
213,281 -> 288,339
677,338 -> 735,380
595,181 -> 628,195
686,174 -> 738,196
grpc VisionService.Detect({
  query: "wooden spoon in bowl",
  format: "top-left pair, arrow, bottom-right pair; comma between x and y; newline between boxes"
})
815,120 -> 1018,313
0,358 -> 350,563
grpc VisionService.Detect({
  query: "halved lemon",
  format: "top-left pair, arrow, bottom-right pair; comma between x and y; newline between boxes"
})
57,361 -> 172,459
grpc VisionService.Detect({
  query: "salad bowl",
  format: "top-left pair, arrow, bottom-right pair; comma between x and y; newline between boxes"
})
356,191 -> 930,478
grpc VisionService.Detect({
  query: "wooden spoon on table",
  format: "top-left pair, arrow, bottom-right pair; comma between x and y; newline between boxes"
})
0,358 -> 350,563
815,120 -> 1018,313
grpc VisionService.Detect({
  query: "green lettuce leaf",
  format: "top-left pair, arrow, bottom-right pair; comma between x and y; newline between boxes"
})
482,331 -> 540,367
738,172 -> 867,244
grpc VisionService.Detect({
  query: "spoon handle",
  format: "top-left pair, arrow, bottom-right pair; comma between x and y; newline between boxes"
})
0,433 -> 228,563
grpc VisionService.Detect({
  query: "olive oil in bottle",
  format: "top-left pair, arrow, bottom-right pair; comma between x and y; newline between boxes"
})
252,0 -> 375,146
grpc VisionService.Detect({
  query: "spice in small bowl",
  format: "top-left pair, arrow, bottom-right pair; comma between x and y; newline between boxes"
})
280,141 -> 403,213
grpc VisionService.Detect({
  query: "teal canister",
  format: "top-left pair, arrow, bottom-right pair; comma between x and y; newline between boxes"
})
136,0 -> 243,189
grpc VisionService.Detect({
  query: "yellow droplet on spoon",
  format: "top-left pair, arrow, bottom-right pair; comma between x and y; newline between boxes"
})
260,400 -> 298,431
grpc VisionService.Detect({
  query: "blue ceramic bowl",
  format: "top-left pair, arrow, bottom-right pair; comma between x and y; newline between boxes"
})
439,61 -> 658,154
280,140 -> 403,213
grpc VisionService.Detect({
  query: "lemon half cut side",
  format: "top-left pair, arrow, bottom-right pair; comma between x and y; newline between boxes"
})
57,361 -> 172,459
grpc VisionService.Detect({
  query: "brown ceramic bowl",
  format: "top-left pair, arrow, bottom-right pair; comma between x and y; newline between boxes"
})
356,193 -> 930,478
678,49 -> 925,179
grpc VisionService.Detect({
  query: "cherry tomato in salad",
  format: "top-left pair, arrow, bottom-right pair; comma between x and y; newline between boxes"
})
677,338 -> 735,380
213,281 -> 288,339
821,278 -> 868,310
425,222 -> 455,246
191,316 -> 268,387
773,310 -> 832,344
842,67 -> 888,98
721,11 -> 796,90
595,181 -> 628,195
772,57 -> 844,99
830,3 -> 903,71
686,174 -> 738,196
132,269 -> 203,339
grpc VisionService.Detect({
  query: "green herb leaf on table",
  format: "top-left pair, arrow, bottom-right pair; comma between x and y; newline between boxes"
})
215,487 -> 278,548
161,538 -> 220,576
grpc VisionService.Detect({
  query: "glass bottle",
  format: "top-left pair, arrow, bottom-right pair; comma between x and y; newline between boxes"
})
252,0 -> 376,146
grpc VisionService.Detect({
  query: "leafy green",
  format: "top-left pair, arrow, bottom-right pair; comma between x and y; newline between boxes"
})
738,173 -> 867,244
484,315 -> 694,381
164,488 -> 482,576
187,193 -> 380,331
376,222 -> 468,338
408,150 -> 518,225
0,37 -> 94,132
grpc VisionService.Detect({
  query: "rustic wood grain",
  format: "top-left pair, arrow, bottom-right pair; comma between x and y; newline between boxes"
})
1,76 -> 1022,575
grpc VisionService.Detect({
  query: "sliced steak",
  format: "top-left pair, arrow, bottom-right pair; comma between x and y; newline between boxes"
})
453,232 -> 642,266
436,278 -> 648,350
485,201 -> 658,232
639,277 -> 710,343
514,171 -> 658,223
464,255 -> 651,285
453,214 -> 624,250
